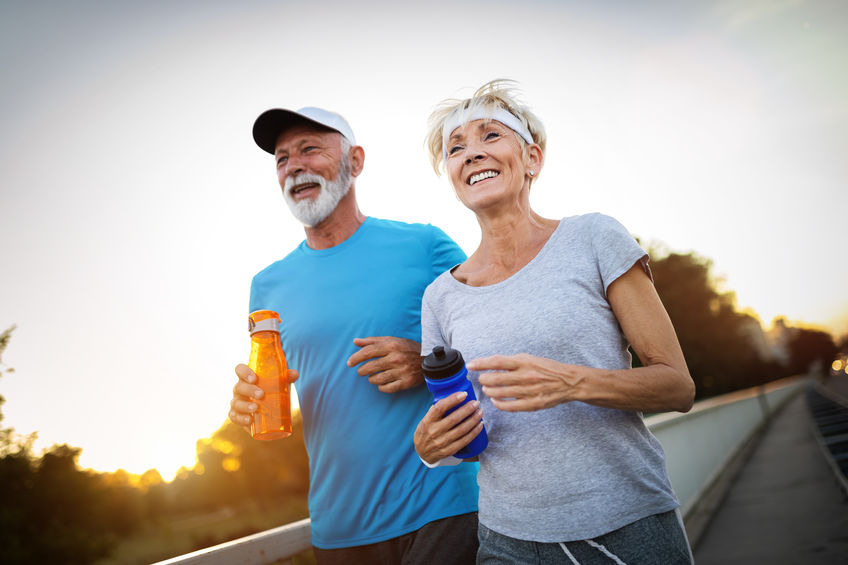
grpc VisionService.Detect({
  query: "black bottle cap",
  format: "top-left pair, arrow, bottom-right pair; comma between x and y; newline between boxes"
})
422,345 -> 465,380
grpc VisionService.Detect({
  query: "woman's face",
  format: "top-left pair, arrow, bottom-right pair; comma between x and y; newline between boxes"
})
445,119 -> 531,213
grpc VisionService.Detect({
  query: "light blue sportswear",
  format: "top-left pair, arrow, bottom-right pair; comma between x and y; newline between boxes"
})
249,217 -> 479,549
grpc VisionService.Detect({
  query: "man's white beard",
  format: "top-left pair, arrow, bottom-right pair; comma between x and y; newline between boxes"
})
283,157 -> 352,227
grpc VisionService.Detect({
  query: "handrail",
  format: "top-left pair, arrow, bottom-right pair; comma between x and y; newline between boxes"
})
151,518 -> 311,565
646,375 -> 806,546
157,376 -> 807,564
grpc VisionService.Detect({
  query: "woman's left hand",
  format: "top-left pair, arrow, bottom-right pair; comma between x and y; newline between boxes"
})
468,354 -> 582,412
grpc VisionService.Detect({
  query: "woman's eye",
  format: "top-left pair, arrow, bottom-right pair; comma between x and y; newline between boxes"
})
448,145 -> 463,155
485,131 -> 500,140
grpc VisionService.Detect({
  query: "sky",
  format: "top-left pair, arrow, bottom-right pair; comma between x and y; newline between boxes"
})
1,0 -> 846,480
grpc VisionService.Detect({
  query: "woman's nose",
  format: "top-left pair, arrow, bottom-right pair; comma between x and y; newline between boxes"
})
464,152 -> 485,165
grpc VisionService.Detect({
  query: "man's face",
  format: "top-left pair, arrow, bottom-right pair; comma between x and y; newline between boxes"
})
274,124 -> 351,227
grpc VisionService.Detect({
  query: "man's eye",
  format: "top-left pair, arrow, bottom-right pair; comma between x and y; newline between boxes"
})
277,156 -> 288,166
303,146 -> 317,152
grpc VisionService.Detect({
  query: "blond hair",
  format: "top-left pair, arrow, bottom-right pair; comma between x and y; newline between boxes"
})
425,79 -> 546,175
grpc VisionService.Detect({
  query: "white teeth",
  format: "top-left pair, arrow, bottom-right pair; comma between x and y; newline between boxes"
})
469,170 -> 498,185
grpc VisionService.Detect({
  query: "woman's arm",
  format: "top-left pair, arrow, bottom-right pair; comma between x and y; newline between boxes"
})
470,263 -> 695,414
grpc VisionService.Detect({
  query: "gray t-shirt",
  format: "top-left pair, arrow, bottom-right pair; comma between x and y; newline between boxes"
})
421,213 -> 679,542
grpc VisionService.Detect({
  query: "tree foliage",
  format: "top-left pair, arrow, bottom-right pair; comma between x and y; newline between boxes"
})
0,325 -> 310,563
647,250 -> 836,399
785,325 -> 838,375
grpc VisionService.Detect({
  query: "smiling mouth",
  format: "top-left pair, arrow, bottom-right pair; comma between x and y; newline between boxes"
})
468,170 -> 499,186
290,182 -> 320,196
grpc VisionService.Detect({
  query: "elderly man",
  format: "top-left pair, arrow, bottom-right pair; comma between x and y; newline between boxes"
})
229,107 -> 479,564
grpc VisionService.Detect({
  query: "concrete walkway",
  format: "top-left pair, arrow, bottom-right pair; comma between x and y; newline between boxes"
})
693,385 -> 848,564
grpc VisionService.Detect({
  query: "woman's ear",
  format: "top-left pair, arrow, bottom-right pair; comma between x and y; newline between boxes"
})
527,144 -> 543,178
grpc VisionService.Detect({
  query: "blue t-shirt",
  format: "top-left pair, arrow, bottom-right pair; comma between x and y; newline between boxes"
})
249,217 -> 478,549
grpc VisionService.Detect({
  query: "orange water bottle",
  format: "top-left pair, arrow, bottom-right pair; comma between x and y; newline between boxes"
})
247,310 -> 292,440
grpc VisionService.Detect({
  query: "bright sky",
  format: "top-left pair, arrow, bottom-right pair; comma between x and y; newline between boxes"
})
1,1 -> 846,481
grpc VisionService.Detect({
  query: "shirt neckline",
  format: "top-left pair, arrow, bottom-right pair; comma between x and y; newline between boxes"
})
297,216 -> 373,257
446,217 -> 567,293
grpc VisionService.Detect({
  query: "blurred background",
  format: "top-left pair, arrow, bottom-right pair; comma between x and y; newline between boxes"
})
1,1 -> 846,563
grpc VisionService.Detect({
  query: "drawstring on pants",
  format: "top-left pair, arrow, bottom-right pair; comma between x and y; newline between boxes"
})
558,539 -> 628,565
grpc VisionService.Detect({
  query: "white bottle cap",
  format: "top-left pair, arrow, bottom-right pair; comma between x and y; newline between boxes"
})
249,317 -> 279,335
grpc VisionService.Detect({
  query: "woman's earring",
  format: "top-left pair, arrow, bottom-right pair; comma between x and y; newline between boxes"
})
529,170 -> 535,177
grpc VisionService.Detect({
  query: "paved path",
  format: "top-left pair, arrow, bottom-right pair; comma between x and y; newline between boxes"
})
693,380 -> 848,564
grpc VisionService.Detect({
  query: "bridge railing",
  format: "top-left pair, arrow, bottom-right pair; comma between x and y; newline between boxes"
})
646,375 -> 806,544
155,376 -> 807,564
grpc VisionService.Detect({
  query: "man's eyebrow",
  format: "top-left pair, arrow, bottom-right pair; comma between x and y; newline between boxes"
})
275,136 -> 324,157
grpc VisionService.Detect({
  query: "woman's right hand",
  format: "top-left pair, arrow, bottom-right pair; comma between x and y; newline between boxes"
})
414,392 -> 484,464
228,363 -> 299,428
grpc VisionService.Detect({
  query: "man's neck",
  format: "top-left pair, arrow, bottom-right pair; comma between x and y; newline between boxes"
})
302,189 -> 367,250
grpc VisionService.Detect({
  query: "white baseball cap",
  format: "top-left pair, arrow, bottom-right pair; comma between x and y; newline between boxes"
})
252,106 -> 357,154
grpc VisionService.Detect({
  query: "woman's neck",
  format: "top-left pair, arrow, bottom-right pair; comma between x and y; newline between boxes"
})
456,206 -> 558,286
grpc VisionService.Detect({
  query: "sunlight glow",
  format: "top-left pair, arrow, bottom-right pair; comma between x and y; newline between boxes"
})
1,0 -> 845,482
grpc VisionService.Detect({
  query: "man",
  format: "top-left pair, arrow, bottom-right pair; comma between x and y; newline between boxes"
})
229,106 -> 479,564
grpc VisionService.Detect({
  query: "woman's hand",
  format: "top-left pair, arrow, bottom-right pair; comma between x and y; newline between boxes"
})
469,354 -> 582,412
228,363 -> 299,428
414,392 -> 484,464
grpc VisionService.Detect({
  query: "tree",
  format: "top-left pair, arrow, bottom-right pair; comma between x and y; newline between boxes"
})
786,327 -> 837,375
167,414 -> 310,517
0,325 -> 32,456
647,251 -> 779,399
0,326 -> 143,564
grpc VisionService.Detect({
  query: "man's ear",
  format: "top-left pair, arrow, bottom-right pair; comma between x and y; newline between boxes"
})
349,145 -> 365,177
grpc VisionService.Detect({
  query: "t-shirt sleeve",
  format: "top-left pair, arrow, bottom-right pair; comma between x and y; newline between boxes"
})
248,274 -> 262,313
428,225 -> 467,280
420,284 -> 447,356
590,214 -> 651,294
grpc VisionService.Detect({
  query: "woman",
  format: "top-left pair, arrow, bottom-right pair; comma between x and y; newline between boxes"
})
414,80 -> 696,565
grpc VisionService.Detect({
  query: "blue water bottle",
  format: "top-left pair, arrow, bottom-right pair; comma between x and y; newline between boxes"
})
422,345 -> 488,458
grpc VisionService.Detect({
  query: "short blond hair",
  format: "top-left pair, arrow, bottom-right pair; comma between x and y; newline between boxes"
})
425,79 -> 546,175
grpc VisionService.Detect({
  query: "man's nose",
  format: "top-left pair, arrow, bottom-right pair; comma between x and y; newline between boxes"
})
285,155 -> 306,176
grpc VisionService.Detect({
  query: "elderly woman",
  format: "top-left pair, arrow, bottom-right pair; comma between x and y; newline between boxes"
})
413,80 -> 696,565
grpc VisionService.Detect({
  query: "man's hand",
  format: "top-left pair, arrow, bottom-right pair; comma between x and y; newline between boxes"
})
347,336 -> 425,393
228,363 -> 299,427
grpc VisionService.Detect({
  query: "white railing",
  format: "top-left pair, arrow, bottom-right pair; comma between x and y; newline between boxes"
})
156,376 -> 807,564
646,375 -> 805,517
646,375 -> 806,545
152,518 -> 312,564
